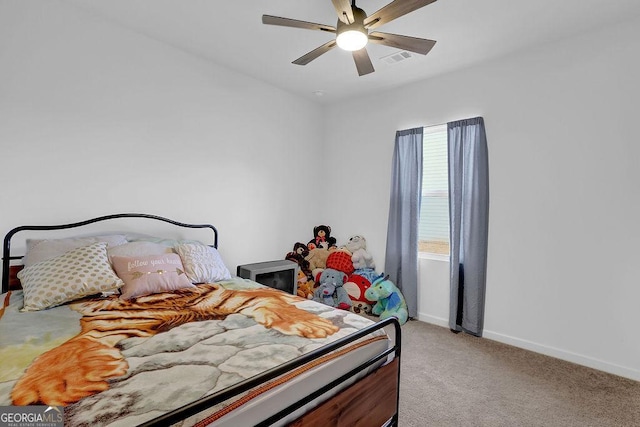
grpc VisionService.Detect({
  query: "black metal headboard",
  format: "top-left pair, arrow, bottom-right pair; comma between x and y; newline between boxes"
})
2,213 -> 218,294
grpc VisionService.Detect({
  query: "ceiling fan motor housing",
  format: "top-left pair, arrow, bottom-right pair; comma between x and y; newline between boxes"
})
336,6 -> 368,51
337,6 -> 367,32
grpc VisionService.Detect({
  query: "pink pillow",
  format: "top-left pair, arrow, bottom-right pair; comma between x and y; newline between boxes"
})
111,253 -> 194,299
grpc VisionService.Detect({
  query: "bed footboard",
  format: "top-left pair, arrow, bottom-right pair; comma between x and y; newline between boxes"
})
142,316 -> 402,427
288,358 -> 400,426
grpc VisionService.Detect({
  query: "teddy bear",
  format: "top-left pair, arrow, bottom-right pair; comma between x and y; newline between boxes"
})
305,246 -> 330,273
308,225 -> 337,250
312,268 -> 351,310
285,242 -> 312,279
345,235 -> 375,270
364,274 -> 408,325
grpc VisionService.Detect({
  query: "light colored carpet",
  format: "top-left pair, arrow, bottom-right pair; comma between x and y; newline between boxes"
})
397,319 -> 640,427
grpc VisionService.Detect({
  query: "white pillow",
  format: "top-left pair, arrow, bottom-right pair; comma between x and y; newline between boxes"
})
174,243 -> 231,283
23,235 -> 128,267
18,243 -> 124,311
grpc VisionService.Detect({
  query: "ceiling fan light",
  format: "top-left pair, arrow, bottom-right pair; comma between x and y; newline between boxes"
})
336,28 -> 368,51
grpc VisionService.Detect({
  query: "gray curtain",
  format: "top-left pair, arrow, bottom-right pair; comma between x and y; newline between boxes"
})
385,127 -> 423,318
448,117 -> 489,336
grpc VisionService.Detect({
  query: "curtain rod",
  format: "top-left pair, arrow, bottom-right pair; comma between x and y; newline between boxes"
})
424,115 -> 484,129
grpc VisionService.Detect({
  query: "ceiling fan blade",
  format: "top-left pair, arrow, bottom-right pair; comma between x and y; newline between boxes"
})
331,0 -> 355,24
262,15 -> 336,33
293,40 -> 337,65
368,31 -> 436,55
364,0 -> 437,30
352,48 -> 375,76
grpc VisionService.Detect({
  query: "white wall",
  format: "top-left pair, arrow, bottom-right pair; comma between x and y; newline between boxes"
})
0,0 -> 325,271
324,17 -> 640,380
417,256 -> 449,326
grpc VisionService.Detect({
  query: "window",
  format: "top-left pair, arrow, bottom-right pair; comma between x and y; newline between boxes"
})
419,124 -> 449,256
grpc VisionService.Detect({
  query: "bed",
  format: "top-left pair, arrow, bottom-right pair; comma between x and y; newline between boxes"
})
1,213 -> 401,426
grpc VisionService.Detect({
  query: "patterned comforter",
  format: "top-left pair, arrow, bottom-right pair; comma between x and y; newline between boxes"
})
0,278 -> 387,426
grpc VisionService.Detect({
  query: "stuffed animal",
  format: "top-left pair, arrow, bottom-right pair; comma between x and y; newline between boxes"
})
344,273 -> 375,315
305,247 -> 330,272
313,282 -> 338,307
313,268 -> 351,310
353,268 -> 379,284
364,274 -> 408,325
285,242 -> 312,278
296,270 -> 314,299
345,235 -> 375,270
308,225 -> 337,250
325,250 -> 354,276
292,241 -> 309,257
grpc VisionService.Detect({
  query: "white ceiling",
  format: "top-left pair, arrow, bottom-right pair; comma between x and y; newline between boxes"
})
63,0 -> 640,104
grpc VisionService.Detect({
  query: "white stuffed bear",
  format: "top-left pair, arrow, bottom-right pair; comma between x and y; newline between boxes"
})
345,235 -> 375,270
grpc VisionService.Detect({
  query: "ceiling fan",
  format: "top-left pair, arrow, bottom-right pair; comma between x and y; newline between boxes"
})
262,0 -> 438,76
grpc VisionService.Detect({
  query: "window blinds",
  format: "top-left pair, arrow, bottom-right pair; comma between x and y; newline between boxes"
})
419,124 -> 449,254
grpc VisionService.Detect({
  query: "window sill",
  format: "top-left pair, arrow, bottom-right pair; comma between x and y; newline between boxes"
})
418,252 -> 450,262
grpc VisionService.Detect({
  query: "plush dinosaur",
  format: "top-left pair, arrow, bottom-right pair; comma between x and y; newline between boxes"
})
364,274 -> 408,325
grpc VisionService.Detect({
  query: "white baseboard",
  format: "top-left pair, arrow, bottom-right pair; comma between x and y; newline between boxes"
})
415,316 -> 640,382
417,312 -> 449,328
482,330 -> 640,382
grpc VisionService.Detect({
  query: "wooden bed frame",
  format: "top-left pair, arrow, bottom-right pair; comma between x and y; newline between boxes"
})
1,213 -> 401,426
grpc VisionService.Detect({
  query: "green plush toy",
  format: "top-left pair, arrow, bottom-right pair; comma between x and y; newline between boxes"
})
364,274 -> 408,325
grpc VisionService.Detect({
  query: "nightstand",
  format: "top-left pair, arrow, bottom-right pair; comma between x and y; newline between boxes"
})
237,260 -> 298,295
